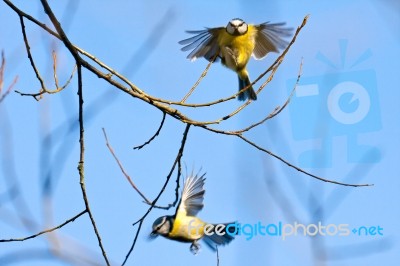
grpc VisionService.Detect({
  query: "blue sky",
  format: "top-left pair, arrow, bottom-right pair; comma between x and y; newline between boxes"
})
0,0 -> 399,265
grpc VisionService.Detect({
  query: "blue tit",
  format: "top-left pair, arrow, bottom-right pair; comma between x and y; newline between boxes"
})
179,18 -> 292,101
150,173 -> 236,254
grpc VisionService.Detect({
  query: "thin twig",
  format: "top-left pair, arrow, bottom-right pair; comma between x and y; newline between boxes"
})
180,53 -> 218,103
102,128 -> 152,204
202,115 -> 372,187
194,53 -> 370,188
133,112 -> 166,150
216,246 -> 220,266
75,64 -> 110,266
148,124 -> 190,211
199,124 -> 372,187
61,64 -> 77,90
52,50 -> 77,92
151,159 -> 185,211
124,124 -> 191,265
237,135 -> 373,187
173,158 -> 183,209
253,15 -> 309,93
14,42 -> 76,99
18,15 -> 46,100
52,51 -> 59,89
17,52 -> 77,98
122,219 -> 143,266
0,210 -> 86,242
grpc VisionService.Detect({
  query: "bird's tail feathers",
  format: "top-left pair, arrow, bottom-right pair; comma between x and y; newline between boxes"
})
238,75 -> 257,101
202,222 -> 237,251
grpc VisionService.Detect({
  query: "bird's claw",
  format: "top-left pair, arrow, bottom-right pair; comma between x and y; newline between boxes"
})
190,241 -> 201,255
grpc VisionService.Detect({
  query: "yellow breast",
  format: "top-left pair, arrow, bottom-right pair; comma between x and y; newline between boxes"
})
217,26 -> 256,70
169,216 -> 206,241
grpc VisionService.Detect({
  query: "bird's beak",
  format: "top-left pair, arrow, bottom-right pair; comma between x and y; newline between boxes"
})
148,231 -> 158,240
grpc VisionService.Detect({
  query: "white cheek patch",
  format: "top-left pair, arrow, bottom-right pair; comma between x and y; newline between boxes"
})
238,24 -> 248,34
227,24 -> 235,34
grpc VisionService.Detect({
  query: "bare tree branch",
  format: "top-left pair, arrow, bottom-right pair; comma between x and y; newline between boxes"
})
238,134 -> 372,187
219,58 -> 303,135
15,51 -> 77,99
4,2 -> 369,192
133,111 -> 167,150
37,1 -> 112,264
17,14 -> 46,100
1,2 -> 376,264
180,53 -> 218,103
122,219 -> 143,266
75,64 -> 110,266
0,210 -> 86,242
52,50 -> 77,92
5,0 -> 303,125
216,246 -> 220,266
125,124 -> 191,265
102,128 -> 152,204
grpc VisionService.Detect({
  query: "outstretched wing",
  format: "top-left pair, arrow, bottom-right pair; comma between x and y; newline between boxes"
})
252,22 -> 293,60
179,27 -> 224,62
175,173 -> 206,218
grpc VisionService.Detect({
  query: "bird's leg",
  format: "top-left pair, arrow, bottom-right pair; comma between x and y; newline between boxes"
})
190,240 -> 201,255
